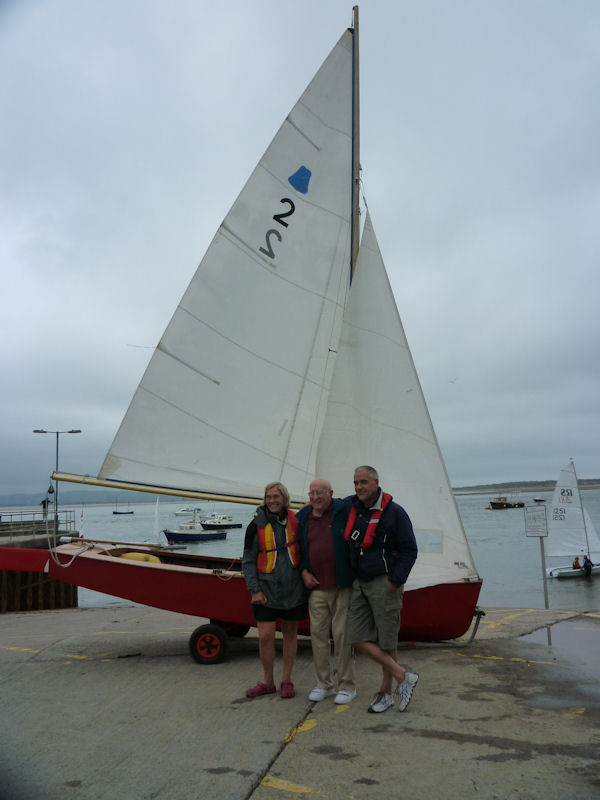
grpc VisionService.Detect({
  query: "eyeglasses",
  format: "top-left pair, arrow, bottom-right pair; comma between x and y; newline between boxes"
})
308,489 -> 330,497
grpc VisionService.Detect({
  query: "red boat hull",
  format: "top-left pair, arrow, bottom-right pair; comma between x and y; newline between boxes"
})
0,546 -> 481,642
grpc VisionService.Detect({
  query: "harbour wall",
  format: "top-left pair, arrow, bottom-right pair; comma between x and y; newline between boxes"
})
0,512 -> 78,612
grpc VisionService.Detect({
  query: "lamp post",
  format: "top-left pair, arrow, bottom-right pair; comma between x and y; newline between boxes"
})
33,429 -> 82,539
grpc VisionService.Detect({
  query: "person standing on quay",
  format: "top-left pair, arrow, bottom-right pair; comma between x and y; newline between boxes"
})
345,466 -> 418,713
242,481 -> 307,699
297,478 -> 356,705
40,496 -> 50,522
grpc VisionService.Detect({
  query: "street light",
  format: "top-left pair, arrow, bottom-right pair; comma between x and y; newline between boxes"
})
33,429 -> 82,539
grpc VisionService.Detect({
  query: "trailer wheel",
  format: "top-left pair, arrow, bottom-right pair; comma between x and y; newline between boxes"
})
210,619 -> 250,638
189,624 -> 228,664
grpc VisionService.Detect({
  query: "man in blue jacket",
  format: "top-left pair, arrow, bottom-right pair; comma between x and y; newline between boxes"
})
297,478 -> 356,704
345,466 -> 418,713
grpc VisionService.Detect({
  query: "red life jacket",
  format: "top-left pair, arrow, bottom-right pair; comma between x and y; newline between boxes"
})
344,492 -> 392,550
257,511 -> 300,573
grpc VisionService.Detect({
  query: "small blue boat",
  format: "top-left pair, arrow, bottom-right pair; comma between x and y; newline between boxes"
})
163,527 -> 227,544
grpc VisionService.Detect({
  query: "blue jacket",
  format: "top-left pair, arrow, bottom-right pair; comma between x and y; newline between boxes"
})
297,498 -> 353,589
344,492 -> 417,587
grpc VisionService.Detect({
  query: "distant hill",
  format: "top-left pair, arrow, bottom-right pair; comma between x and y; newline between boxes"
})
454,479 -> 600,494
0,488 -> 164,508
3,478 -> 600,508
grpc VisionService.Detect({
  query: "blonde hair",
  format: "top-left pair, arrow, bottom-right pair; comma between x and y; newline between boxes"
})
263,481 -> 290,509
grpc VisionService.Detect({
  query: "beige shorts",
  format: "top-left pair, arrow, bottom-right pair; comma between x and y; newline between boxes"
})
347,575 -> 404,650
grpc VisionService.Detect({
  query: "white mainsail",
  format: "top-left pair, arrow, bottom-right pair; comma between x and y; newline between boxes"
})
99,31 -> 354,501
317,212 -> 478,590
546,460 -> 600,568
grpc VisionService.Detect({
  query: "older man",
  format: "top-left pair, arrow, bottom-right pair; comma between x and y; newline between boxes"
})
297,478 -> 356,704
345,466 -> 418,713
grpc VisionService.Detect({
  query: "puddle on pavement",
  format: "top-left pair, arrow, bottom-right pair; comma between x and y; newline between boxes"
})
521,617 -> 600,686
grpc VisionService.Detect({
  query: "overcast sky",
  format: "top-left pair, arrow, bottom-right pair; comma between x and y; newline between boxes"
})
2,0 -> 599,496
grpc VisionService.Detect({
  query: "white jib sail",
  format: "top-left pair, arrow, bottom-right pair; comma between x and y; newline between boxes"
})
547,461 -> 600,566
316,212 -> 479,591
99,31 -> 354,501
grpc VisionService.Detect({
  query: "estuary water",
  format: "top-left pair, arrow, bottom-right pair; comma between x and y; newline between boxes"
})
457,489 -> 600,611
6,490 -> 600,613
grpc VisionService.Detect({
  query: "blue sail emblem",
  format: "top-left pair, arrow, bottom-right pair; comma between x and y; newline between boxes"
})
288,166 -> 311,194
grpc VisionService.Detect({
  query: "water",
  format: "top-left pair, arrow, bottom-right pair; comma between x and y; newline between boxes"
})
75,500 -> 253,559
456,490 -> 600,611
5,492 -> 600,612
73,500 -> 254,608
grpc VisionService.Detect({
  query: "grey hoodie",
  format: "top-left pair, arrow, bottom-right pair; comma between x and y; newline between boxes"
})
242,506 -> 306,610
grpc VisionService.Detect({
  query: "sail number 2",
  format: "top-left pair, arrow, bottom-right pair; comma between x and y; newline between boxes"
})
258,198 -> 295,260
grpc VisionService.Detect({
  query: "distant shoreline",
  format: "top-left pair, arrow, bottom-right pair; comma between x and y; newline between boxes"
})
3,479 -> 600,507
454,480 -> 600,495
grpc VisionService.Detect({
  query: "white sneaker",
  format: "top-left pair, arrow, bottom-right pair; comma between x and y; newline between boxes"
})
334,689 -> 357,704
367,691 -> 394,713
395,671 -> 418,712
308,686 -> 335,702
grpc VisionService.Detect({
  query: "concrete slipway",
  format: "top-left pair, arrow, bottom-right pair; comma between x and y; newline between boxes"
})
1,605 -> 599,800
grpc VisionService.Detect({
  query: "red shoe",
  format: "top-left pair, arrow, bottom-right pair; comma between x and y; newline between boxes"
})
246,681 -> 276,698
280,681 -> 295,699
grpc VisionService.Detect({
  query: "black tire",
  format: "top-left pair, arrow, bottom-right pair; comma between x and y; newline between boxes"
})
189,624 -> 228,664
210,619 -> 250,638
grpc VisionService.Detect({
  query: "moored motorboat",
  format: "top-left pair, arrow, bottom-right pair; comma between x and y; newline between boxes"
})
164,510 -> 234,543
174,505 -> 203,516
199,514 -> 242,531
488,495 -> 525,509
163,528 -> 227,544
163,519 -> 228,544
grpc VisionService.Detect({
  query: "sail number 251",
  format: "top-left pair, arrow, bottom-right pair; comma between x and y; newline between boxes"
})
258,198 -> 295,260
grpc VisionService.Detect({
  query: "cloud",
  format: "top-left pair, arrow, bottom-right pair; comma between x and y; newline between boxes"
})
2,0 -> 600,495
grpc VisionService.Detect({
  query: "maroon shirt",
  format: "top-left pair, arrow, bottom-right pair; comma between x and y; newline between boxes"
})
307,505 -> 337,590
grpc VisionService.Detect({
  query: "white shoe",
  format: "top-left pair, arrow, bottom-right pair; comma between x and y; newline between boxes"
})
395,671 -> 419,712
367,691 -> 393,713
308,686 -> 335,702
334,689 -> 357,704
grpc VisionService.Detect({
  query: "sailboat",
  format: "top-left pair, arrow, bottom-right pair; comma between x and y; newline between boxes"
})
112,498 -> 134,515
1,8 -> 481,658
546,460 -> 600,579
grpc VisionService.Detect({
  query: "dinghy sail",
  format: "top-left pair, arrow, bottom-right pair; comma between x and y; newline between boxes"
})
49,7 -> 481,634
546,460 -> 600,578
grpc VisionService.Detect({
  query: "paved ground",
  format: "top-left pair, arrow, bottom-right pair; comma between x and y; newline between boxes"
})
1,606 -> 599,799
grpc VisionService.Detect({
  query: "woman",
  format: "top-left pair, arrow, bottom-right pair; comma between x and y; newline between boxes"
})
242,481 -> 307,698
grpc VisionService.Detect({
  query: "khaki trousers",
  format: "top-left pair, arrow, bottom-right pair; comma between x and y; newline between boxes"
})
308,587 -> 355,692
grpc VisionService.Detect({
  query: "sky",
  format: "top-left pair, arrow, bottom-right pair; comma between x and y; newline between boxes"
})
2,0 -> 600,495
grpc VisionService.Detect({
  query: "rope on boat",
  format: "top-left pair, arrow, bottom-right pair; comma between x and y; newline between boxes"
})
212,558 -> 241,581
47,525 -> 114,568
42,511 -> 96,568
48,541 -> 95,568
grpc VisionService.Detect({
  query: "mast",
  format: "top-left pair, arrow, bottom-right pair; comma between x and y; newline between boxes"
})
350,5 -> 360,282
